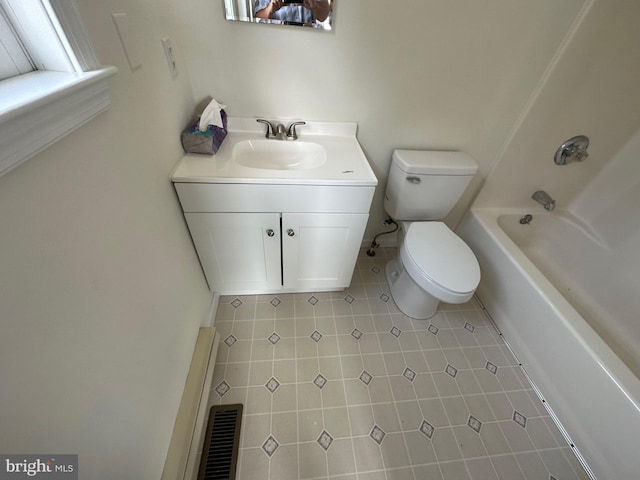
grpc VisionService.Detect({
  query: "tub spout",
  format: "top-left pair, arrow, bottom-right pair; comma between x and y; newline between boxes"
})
532,191 -> 556,211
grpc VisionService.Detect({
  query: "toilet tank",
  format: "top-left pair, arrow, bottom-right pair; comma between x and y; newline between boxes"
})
384,150 -> 477,221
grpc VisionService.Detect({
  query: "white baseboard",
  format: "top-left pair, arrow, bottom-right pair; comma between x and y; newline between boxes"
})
203,291 -> 220,328
162,292 -> 220,480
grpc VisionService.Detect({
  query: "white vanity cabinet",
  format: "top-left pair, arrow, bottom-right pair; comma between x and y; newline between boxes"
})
280,212 -> 368,291
184,212 -> 282,293
174,183 -> 374,294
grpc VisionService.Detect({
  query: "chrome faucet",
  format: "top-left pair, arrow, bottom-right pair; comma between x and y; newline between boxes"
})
256,119 -> 306,140
532,190 -> 556,211
256,119 -> 276,139
275,123 -> 287,140
554,135 -> 589,165
286,121 -> 305,140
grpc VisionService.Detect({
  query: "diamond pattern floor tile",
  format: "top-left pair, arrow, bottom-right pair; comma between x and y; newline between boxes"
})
209,248 -> 590,480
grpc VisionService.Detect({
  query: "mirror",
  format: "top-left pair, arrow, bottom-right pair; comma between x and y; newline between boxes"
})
223,0 -> 333,30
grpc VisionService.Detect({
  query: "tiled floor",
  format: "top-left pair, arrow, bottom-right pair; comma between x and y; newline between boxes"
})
209,248 -> 590,480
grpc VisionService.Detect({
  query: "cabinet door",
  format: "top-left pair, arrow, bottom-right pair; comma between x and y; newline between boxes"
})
184,212 -> 281,293
282,213 -> 368,290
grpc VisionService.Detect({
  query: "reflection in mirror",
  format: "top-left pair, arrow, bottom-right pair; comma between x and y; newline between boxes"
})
224,0 -> 333,30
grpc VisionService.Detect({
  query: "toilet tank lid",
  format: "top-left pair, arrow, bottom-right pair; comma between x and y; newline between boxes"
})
392,150 -> 478,175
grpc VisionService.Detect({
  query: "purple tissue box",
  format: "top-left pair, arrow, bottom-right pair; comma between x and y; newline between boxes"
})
181,110 -> 228,155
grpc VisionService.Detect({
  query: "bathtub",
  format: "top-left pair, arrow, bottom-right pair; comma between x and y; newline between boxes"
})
458,208 -> 640,480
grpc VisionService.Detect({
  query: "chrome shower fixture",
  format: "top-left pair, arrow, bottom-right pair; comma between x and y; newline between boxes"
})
532,191 -> 556,211
554,135 -> 589,165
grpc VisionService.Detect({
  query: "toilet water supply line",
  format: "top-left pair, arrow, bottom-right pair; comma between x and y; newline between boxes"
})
366,218 -> 399,256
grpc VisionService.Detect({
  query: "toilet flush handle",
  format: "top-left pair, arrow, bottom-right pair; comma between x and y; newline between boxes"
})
407,176 -> 421,184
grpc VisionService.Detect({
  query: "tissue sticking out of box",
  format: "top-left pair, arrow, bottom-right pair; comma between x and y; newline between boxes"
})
198,98 -> 227,131
182,102 -> 228,155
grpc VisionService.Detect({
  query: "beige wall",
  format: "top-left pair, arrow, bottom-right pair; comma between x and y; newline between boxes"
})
2,0 -> 616,477
475,0 -> 640,214
0,0 -> 210,478
174,0 -> 586,237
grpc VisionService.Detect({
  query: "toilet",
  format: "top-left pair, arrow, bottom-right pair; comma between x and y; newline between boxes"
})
384,149 -> 481,319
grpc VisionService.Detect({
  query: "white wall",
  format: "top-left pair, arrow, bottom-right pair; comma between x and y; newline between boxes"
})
474,0 -> 640,214
0,0 -> 610,477
570,128 -> 640,248
173,0 -> 586,237
0,1 -> 211,478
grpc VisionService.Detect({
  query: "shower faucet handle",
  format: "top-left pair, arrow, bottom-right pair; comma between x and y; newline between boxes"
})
554,135 -> 589,165
572,147 -> 589,162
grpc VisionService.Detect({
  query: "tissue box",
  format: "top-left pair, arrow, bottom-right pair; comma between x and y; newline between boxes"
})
181,110 -> 228,155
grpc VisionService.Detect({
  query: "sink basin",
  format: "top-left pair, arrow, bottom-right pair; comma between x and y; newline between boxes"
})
232,139 -> 327,170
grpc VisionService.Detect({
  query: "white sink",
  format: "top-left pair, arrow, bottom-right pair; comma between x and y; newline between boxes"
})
232,139 -> 327,170
172,117 -> 378,186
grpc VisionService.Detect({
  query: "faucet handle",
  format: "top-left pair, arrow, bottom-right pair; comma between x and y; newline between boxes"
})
257,119 -> 276,139
574,149 -> 589,162
286,121 -> 306,140
554,135 -> 589,165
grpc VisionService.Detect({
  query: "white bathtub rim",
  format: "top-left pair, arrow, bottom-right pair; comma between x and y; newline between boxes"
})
469,207 -> 640,415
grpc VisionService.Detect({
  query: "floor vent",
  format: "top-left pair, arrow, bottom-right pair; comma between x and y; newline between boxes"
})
197,404 -> 243,480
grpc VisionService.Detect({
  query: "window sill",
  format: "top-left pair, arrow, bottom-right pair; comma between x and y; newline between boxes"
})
0,66 -> 117,177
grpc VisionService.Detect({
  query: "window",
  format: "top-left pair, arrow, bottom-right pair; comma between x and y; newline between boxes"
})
0,0 -> 116,177
0,8 -> 34,80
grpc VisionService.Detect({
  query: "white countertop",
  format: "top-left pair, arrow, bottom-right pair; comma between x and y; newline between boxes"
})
171,117 -> 378,186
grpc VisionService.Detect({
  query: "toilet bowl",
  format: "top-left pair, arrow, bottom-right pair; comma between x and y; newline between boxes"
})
382,149 -> 481,319
386,222 -> 480,319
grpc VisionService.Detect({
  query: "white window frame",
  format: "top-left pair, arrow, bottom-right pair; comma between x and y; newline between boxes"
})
0,8 -> 34,80
0,0 -> 117,177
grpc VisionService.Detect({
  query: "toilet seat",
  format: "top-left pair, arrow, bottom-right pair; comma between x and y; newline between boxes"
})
400,222 -> 480,303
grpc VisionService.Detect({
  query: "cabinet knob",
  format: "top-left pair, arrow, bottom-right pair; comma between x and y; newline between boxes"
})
266,229 -> 275,237
287,229 -> 295,237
